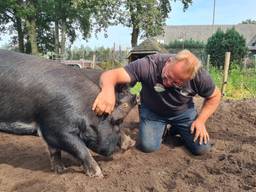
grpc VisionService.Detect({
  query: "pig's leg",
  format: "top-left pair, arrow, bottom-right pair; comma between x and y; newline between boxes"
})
44,131 -> 103,177
48,146 -> 65,174
0,122 -> 38,135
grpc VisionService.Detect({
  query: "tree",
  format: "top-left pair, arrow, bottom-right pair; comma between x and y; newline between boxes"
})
241,19 -> 256,24
224,28 -> 248,63
205,28 -> 248,68
1,0 -> 122,55
165,39 -> 205,49
0,0 -> 43,54
23,0 -> 39,55
121,0 -> 192,47
0,0 -> 25,52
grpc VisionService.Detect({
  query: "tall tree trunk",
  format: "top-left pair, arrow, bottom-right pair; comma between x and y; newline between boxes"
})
24,0 -> 38,55
131,26 -> 139,48
26,18 -> 38,55
13,0 -> 24,53
54,20 -> 59,56
129,1 -> 141,48
16,17 -> 24,53
60,20 -> 66,58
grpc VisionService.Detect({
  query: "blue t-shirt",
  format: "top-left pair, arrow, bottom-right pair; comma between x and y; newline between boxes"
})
124,53 -> 215,116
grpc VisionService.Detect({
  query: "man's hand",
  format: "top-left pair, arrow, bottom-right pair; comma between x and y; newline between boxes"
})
92,67 -> 131,116
190,87 -> 221,145
190,118 -> 209,145
92,89 -> 115,115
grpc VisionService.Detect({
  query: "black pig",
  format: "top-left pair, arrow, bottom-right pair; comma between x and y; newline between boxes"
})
0,49 -> 124,177
0,68 -> 137,135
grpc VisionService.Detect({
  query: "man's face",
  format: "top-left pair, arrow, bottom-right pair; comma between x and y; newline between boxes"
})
161,60 -> 190,88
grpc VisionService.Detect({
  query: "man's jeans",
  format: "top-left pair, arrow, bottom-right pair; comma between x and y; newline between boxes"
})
138,104 -> 211,155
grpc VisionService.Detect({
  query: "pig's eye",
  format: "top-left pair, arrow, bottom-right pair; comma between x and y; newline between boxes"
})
122,103 -> 129,109
114,125 -> 120,133
99,113 -> 108,120
111,118 -> 123,126
90,124 -> 98,133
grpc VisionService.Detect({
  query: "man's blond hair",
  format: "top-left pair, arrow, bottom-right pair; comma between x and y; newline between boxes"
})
175,49 -> 202,79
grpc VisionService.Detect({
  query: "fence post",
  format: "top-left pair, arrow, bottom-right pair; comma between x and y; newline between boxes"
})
112,43 -> 116,68
91,52 -> 96,69
221,52 -> 231,96
243,57 -> 248,71
254,55 -> 256,71
206,54 -> 210,71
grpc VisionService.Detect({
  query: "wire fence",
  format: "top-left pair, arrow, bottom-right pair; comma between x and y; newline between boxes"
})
64,47 -> 256,99
202,53 -> 256,99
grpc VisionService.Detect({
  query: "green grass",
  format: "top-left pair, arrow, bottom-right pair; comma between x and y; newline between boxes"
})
209,66 -> 256,99
130,82 -> 142,96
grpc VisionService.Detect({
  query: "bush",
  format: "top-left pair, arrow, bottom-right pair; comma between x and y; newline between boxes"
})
164,39 -> 206,62
165,39 -> 205,49
99,60 -> 122,70
206,28 -> 248,68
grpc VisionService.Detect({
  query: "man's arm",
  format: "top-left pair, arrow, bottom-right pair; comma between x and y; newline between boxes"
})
197,87 -> 221,123
191,87 -> 221,144
92,67 -> 131,115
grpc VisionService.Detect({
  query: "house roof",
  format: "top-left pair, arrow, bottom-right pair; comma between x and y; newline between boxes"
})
156,24 -> 256,46
128,38 -> 168,58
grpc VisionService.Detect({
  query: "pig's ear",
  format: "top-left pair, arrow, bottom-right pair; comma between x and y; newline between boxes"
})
79,115 -> 99,134
78,115 -> 89,132
110,112 -> 124,126
99,113 -> 109,121
115,84 -> 127,93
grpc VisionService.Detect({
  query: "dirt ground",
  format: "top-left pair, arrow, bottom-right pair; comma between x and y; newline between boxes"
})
0,98 -> 255,192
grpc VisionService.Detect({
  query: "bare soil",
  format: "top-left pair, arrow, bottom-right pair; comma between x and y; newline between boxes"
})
0,98 -> 255,192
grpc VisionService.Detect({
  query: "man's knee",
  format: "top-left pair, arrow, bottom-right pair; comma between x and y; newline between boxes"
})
137,140 -> 160,153
188,142 -> 211,155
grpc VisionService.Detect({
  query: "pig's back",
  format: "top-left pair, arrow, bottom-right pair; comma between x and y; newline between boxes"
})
0,50 -> 99,123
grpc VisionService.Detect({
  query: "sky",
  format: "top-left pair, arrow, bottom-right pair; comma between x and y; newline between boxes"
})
0,0 -> 255,49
